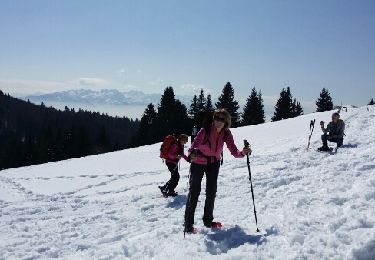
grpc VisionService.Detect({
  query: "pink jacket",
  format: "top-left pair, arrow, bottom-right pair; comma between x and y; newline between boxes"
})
166,143 -> 188,165
189,124 -> 244,165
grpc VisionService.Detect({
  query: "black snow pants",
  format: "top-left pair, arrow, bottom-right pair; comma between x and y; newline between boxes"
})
322,134 -> 343,147
163,162 -> 180,192
184,160 -> 220,228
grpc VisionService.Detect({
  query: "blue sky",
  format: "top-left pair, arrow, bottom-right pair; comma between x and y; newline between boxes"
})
0,0 -> 374,109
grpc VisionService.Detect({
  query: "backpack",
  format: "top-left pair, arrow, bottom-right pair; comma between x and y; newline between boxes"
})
160,135 -> 177,159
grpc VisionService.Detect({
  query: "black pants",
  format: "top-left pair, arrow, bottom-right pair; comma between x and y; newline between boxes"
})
184,161 -> 220,227
163,162 -> 180,192
322,134 -> 343,147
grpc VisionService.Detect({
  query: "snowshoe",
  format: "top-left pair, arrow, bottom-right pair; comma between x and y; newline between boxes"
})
317,146 -> 331,152
158,186 -> 168,197
204,221 -> 223,229
167,190 -> 178,197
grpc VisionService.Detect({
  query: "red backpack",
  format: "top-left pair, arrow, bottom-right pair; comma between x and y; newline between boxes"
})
160,135 -> 177,159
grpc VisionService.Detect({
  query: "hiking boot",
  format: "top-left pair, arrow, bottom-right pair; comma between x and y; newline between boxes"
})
158,185 -> 168,197
318,146 -> 330,152
183,225 -> 196,234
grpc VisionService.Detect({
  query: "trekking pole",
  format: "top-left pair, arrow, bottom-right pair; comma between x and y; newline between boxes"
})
244,140 -> 260,233
306,119 -> 316,150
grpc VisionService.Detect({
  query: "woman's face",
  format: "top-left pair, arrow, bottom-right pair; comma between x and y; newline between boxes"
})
213,114 -> 225,130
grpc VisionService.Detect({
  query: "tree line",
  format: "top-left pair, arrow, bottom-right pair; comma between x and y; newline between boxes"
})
130,83 -> 344,147
0,90 -> 139,170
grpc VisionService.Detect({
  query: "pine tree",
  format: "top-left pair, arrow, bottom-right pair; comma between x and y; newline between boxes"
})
155,86 -> 190,140
272,87 -> 293,121
188,95 -> 199,125
242,87 -> 265,125
97,126 -> 110,152
216,82 -> 240,127
272,87 -> 303,121
257,91 -> 265,123
171,100 -> 190,137
155,86 -> 176,139
131,103 -> 157,146
197,89 -> 206,112
316,88 -> 333,112
368,98 -> 375,105
206,94 -> 213,111
291,98 -> 304,117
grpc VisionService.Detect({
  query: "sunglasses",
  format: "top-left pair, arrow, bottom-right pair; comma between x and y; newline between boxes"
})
214,116 -> 226,123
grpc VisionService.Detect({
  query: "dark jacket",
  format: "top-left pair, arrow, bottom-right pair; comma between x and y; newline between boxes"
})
323,119 -> 345,137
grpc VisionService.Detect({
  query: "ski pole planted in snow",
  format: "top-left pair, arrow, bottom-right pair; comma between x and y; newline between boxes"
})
244,140 -> 260,232
307,119 -> 316,150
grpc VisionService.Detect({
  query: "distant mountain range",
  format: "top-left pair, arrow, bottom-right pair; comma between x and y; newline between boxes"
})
25,89 -> 193,106
24,88 -> 278,120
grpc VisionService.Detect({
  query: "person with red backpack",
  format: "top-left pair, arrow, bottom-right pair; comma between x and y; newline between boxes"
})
184,109 -> 251,234
158,134 -> 189,197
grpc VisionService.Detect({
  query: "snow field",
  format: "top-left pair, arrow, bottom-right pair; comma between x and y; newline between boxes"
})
1,106 -> 374,259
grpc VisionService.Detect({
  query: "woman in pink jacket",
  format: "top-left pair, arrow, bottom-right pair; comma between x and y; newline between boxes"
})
159,134 -> 188,197
184,109 -> 251,233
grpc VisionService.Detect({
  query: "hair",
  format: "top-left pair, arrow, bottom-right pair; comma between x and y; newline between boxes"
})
213,108 -> 231,129
332,112 -> 340,118
177,134 -> 189,142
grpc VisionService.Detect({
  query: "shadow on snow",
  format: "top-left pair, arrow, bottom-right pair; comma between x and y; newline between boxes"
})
204,225 -> 269,255
166,194 -> 187,210
340,143 -> 358,148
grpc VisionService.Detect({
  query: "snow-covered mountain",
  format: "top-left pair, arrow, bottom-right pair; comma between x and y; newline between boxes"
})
1,106 -> 374,259
25,89 -> 192,106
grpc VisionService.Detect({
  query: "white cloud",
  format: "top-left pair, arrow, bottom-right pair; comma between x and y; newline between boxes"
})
72,77 -> 110,87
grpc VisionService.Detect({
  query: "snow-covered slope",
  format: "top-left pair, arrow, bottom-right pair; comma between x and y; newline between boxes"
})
1,106 -> 374,259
